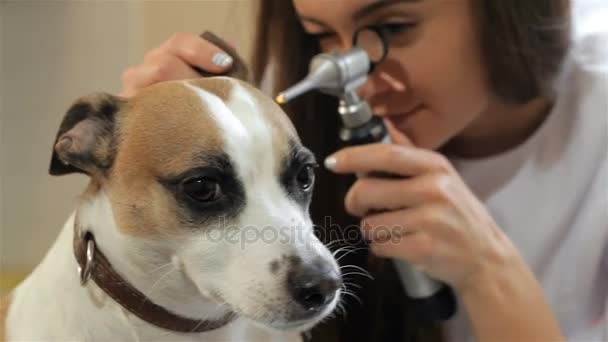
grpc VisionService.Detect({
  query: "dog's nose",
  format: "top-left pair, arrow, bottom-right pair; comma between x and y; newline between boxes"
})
287,262 -> 341,312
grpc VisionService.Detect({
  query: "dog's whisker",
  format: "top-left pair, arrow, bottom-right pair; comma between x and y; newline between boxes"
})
341,289 -> 363,305
341,271 -> 374,280
324,238 -> 350,250
332,246 -> 365,262
335,248 -> 368,262
339,264 -> 369,273
146,262 -> 174,275
337,296 -> 355,319
335,245 -> 367,255
138,267 -> 175,310
340,288 -> 359,297
190,319 -> 206,333
324,240 -> 340,249
331,246 -> 352,258
338,264 -> 373,279
334,300 -> 343,314
337,301 -> 348,319
341,280 -> 362,290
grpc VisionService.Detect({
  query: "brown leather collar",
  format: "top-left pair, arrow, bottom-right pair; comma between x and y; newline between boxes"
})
73,226 -> 235,333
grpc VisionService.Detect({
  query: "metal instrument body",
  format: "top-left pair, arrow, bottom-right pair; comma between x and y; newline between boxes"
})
276,33 -> 456,320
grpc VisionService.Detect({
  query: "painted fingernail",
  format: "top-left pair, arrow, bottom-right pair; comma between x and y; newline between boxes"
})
212,52 -> 233,67
324,155 -> 337,170
373,105 -> 387,115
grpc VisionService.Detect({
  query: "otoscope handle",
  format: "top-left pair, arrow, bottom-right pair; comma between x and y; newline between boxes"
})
339,116 -> 457,321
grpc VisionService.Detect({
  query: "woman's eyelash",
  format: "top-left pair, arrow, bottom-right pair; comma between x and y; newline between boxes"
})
374,22 -> 417,34
305,32 -> 335,40
305,22 -> 416,40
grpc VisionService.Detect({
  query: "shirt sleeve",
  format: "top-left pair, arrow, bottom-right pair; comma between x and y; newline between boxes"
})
568,242 -> 608,341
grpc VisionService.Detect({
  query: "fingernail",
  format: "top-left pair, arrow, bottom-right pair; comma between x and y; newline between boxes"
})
373,105 -> 387,115
212,52 -> 233,67
324,155 -> 337,170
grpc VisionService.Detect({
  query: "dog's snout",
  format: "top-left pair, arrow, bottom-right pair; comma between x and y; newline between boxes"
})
287,262 -> 341,312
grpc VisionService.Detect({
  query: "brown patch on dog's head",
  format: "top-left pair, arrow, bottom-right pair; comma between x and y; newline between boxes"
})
51,77 -> 303,239
104,81 -> 227,237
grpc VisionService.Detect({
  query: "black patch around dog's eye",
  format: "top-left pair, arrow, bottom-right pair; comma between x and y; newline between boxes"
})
280,142 -> 317,206
159,153 -> 245,226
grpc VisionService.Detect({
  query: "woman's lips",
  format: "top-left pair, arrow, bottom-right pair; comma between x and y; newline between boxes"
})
382,104 -> 424,119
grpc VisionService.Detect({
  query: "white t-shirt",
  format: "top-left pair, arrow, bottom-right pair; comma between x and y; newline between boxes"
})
439,10 -> 608,342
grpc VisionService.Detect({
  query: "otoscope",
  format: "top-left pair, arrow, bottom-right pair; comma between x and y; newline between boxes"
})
275,27 -> 456,321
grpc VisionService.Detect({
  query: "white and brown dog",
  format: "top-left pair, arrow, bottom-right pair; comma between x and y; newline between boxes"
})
1,76 -> 341,341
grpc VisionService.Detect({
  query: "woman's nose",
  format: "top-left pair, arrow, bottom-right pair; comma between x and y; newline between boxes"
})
357,71 -> 392,100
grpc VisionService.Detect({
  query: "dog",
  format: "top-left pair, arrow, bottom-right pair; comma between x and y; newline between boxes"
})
1,75 -> 342,341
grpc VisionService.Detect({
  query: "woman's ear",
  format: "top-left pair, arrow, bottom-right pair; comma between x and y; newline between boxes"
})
49,93 -> 124,177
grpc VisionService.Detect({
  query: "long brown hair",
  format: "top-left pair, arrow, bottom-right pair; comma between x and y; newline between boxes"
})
250,1 -> 571,341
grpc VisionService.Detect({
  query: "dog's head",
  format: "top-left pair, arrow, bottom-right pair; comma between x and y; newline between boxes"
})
50,77 -> 341,331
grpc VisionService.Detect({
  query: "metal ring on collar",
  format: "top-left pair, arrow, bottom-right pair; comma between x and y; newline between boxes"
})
79,236 -> 96,285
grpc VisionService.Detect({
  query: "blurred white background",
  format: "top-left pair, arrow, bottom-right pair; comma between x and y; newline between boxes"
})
0,0 -> 258,292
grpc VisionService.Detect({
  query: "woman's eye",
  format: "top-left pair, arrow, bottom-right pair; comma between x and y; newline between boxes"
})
296,163 -> 317,191
305,31 -> 335,41
376,22 -> 417,34
182,177 -> 222,202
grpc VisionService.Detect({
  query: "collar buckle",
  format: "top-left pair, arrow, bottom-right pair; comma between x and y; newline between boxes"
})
77,233 -> 96,285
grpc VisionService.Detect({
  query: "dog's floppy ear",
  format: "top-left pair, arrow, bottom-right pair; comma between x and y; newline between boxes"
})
49,93 -> 124,176
199,31 -> 251,83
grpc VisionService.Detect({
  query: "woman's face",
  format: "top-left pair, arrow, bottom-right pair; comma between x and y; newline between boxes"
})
293,0 -> 497,150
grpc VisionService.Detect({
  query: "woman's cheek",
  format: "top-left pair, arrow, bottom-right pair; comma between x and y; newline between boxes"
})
394,107 -> 459,150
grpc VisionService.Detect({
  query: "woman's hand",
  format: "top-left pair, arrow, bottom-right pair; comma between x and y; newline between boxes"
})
121,32 -> 235,97
324,120 -> 522,293
327,120 -> 564,341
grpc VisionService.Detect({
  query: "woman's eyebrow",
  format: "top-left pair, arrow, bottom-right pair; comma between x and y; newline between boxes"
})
353,0 -> 421,20
299,0 -> 420,27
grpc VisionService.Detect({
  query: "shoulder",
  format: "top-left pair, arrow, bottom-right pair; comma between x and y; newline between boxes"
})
564,2 -> 608,76
552,17 -> 608,119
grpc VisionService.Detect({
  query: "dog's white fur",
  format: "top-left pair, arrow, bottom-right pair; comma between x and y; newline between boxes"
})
4,78 -> 340,341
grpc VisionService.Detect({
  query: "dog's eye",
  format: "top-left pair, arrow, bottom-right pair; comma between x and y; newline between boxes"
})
182,177 -> 222,202
296,164 -> 316,191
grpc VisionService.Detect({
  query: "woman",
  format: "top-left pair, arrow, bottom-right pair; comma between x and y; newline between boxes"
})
121,1 -> 607,341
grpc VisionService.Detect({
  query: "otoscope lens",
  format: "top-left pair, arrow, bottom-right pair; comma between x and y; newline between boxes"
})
353,26 -> 389,67
354,30 -> 384,63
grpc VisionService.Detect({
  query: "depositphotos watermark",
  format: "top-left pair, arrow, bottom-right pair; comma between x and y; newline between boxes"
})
204,216 -> 408,249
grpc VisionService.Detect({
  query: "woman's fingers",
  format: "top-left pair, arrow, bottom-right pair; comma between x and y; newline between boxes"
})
121,31 -> 235,97
344,174 -> 449,217
325,143 -> 453,177
160,32 -> 234,73
121,54 -> 199,97
360,207 -> 436,266
361,206 -> 442,269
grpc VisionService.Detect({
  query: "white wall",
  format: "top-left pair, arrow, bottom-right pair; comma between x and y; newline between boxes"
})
0,1 -> 256,278
1,1 -> 137,272
140,1 -> 257,62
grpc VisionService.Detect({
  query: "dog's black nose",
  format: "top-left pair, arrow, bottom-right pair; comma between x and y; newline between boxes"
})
287,262 -> 341,312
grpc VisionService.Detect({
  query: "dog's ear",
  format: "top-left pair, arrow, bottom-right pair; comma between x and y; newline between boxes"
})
49,93 -> 124,176
199,31 -> 251,83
